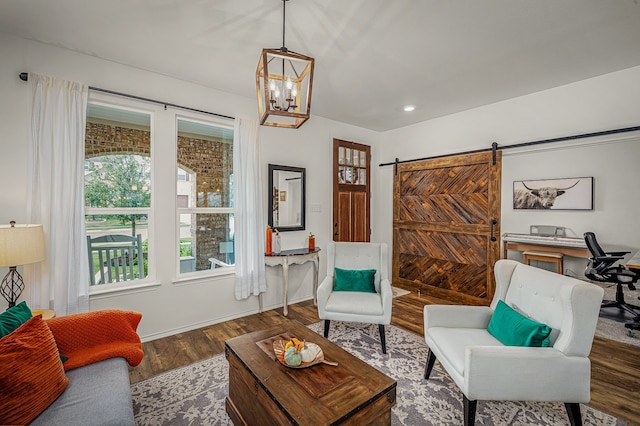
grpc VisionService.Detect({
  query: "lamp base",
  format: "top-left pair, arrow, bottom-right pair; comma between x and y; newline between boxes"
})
1,267 -> 24,309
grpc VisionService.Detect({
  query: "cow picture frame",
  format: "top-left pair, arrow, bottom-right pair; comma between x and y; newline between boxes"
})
513,176 -> 594,210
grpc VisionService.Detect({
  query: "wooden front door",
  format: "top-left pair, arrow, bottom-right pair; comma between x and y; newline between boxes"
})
393,151 -> 501,305
333,139 -> 371,242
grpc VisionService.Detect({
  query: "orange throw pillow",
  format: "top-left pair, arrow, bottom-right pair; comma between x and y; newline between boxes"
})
0,316 -> 69,425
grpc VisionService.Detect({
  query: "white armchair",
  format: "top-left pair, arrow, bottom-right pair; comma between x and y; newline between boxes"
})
317,242 -> 392,353
423,259 -> 604,426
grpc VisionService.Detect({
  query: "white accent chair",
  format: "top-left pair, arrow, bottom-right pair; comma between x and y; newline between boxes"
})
423,259 -> 604,426
317,242 -> 392,353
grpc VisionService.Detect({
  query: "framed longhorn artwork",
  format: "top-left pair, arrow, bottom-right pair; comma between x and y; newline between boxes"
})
513,177 -> 594,210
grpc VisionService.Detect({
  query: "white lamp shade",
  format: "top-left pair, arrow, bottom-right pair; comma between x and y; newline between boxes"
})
0,224 -> 46,267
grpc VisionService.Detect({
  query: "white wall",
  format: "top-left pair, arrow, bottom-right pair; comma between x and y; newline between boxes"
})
374,65 -> 640,277
4,31 -> 639,340
0,33 -> 379,340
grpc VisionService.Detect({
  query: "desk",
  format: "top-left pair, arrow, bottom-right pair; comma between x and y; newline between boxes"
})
265,248 -> 321,316
627,250 -> 640,271
502,233 -> 590,260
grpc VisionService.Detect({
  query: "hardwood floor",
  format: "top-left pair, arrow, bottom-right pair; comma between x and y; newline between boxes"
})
129,293 -> 640,425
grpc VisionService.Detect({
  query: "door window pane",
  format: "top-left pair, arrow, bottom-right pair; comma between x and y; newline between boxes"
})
345,167 -> 353,183
359,151 -> 367,167
359,168 -> 366,185
345,148 -> 352,165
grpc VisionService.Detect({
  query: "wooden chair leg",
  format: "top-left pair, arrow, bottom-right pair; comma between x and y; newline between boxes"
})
463,396 -> 477,426
565,402 -> 582,426
378,324 -> 387,354
323,320 -> 330,338
424,349 -> 437,379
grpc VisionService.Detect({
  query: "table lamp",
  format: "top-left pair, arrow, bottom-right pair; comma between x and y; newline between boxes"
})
0,221 -> 45,309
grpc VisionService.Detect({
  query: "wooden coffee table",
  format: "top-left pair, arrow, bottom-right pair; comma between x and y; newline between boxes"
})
225,320 -> 397,425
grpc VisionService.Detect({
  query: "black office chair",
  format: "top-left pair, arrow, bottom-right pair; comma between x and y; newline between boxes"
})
584,232 -> 640,325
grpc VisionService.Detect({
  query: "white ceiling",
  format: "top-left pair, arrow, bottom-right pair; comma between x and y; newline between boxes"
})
2,0 -> 640,131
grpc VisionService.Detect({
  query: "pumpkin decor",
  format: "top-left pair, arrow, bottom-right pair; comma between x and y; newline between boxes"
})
299,344 -> 317,363
273,337 -> 337,368
283,346 -> 303,366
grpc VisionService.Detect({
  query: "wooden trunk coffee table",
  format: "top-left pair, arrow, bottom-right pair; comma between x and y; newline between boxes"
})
225,320 -> 397,425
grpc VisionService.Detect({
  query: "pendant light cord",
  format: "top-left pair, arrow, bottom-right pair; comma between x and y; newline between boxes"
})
282,0 -> 287,51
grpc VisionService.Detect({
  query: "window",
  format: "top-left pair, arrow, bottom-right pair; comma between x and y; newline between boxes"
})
84,95 -> 235,291
176,118 -> 234,274
85,103 -> 152,287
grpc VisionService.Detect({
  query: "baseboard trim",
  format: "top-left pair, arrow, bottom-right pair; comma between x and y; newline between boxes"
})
139,295 -> 314,342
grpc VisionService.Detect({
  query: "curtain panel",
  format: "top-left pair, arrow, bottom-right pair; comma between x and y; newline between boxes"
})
233,118 -> 266,301
26,73 -> 89,314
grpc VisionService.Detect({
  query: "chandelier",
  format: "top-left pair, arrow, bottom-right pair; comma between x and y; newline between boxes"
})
256,0 -> 314,129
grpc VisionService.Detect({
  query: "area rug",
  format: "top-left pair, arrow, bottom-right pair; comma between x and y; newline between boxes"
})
594,283 -> 640,347
392,286 -> 411,298
131,322 -> 624,426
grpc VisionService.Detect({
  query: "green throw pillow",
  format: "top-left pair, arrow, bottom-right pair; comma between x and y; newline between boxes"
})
0,301 -> 33,338
334,267 -> 377,293
487,300 -> 552,347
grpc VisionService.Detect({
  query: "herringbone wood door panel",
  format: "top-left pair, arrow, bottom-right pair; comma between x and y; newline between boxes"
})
393,151 -> 501,305
397,229 -> 488,298
397,167 -> 489,224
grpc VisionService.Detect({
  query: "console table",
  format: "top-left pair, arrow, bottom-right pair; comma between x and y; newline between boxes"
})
265,248 -> 321,316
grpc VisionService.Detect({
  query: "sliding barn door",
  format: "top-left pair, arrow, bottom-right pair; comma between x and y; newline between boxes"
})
393,151 -> 501,305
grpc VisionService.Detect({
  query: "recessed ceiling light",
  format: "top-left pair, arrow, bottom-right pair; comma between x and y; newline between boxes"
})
403,105 -> 415,112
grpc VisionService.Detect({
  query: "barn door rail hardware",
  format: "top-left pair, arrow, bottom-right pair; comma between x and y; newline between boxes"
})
380,125 -> 640,169
18,72 -> 235,121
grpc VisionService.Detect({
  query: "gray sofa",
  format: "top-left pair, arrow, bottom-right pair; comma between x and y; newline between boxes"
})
31,357 -> 135,425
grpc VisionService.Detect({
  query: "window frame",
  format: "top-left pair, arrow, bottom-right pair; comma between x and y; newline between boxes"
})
85,95 -> 156,293
175,114 -> 235,279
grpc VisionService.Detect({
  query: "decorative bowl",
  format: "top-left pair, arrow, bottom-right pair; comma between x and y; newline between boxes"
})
273,340 -> 338,368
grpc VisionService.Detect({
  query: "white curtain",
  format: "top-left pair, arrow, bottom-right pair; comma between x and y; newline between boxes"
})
25,73 -> 89,315
233,118 -> 266,301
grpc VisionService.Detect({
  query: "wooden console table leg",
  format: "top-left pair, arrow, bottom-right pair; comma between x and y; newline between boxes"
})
282,258 -> 289,316
313,252 -> 319,306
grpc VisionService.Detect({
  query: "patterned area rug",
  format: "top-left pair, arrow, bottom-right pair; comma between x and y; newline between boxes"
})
131,322 -> 624,425
595,282 -> 640,347
392,286 -> 411,298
